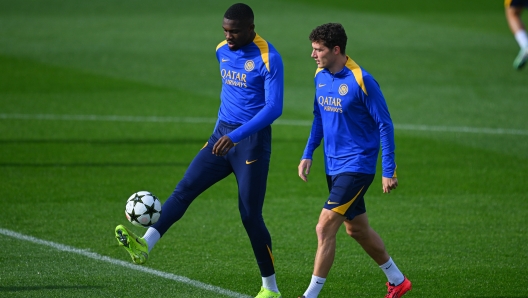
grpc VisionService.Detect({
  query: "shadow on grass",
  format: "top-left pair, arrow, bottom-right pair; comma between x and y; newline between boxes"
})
0,162 -> 189,168
0,138 -> 207,145
0,136 -> 307,145
0,285 -> 103,292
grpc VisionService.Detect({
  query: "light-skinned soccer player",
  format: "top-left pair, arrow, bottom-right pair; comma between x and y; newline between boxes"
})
297,23 -> 411,298
505,0 -> 528,69
114,3 -> 283,298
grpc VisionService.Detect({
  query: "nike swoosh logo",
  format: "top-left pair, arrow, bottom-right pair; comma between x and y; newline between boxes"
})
245,159 -> 258,164
327,200 -> 339,205
221,58 -> 229,62
318,84 -> 326,87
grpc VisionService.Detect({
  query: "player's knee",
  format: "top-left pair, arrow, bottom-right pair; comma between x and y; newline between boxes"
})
507,7 -> 523,18
346,225 -> 367,240
170,184 -> 194,205
315,222 -> 335,239
240,213 -> 262,228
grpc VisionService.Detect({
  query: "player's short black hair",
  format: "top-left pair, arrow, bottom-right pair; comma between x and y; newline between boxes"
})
224,3 -> 254,23
309,23 -> 347,55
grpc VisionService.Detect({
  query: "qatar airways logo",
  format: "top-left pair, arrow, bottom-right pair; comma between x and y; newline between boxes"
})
221,68 -> 247,88
318,96 -> 343,113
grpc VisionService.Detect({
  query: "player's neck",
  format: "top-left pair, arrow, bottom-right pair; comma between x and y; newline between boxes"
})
239,32 -> 257,49
328,55 -> 348,74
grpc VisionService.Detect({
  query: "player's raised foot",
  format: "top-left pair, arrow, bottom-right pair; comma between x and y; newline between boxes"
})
255,286 -> 281,298
385,276 -> 411,298
513,46 -> 528,70
115,224 -> 149,264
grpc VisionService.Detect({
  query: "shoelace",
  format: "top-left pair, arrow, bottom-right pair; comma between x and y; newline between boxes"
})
385,283 -> 397,298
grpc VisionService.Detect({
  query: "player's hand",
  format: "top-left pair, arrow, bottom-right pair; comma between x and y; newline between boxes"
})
212,135 -> 234,156
382,177 -> 398,193
298,159 -> 312,182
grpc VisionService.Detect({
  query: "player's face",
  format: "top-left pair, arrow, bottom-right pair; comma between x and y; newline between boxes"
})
223,18 -> 255,50
311,41 -> 337,69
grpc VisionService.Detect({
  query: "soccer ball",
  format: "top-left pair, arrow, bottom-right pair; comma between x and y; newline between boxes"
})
125,191 -> 162,228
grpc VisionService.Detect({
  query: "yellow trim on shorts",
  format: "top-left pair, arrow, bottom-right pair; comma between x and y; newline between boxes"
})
331,185 -> 365,215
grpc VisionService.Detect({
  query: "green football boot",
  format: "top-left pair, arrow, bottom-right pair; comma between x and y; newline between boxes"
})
255,287 -> 281,298
115,224 -> 149,264
513,46 -> 528,70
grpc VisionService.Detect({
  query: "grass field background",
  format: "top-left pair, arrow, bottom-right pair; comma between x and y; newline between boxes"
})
1,0 -> 527,297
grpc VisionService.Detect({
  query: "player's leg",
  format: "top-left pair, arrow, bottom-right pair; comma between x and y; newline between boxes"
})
344,214 -> 389,265
297,209 -> 344,298
115,136 -> 232,264
505,2 -> 525,34
300,172 -> 372,298
230,126 -> 280,298
149,140 -> 232,239
312,209 -> 345,277
236,167 -> 281,298
505,0 -> 528,69
343,205 -> 411,297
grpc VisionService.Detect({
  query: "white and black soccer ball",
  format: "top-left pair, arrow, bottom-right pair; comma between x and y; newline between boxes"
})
125,191 -> 162,228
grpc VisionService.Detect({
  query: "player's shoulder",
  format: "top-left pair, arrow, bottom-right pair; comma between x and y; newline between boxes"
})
253,34 -> 281,56
314,67 -> 325,78
216,40 -> 228,52
250,34 -> 282,72
343,57 -> 380,95
343,57 -> 376,80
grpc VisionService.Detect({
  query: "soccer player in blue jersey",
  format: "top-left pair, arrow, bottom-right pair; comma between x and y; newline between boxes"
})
296,23 -> 411,298
114,3 -> 283,298
505,0 -> 528,69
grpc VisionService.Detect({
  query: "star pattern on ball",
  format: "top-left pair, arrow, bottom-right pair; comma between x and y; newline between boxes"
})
125,192 -> 162,227
129,200 -> 143,223
142,200 -> 158,219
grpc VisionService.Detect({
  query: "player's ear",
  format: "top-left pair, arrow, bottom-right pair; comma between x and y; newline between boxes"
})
333,46 -> 340,55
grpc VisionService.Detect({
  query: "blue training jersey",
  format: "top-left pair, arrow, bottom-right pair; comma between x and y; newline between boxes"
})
215,33 -> 284,143
301,56 -> 396,178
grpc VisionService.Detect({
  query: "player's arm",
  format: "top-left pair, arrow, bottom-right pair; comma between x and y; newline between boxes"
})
362,75 -> 397,192
226,53 -> 284,144
299,96 -> 323,182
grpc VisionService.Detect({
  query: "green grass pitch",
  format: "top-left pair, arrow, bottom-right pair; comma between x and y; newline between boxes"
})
1,0 -> 527,297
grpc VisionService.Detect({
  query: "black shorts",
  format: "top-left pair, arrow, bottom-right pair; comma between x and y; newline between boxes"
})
506,0 -> 528,8
324,172 -> 375,220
